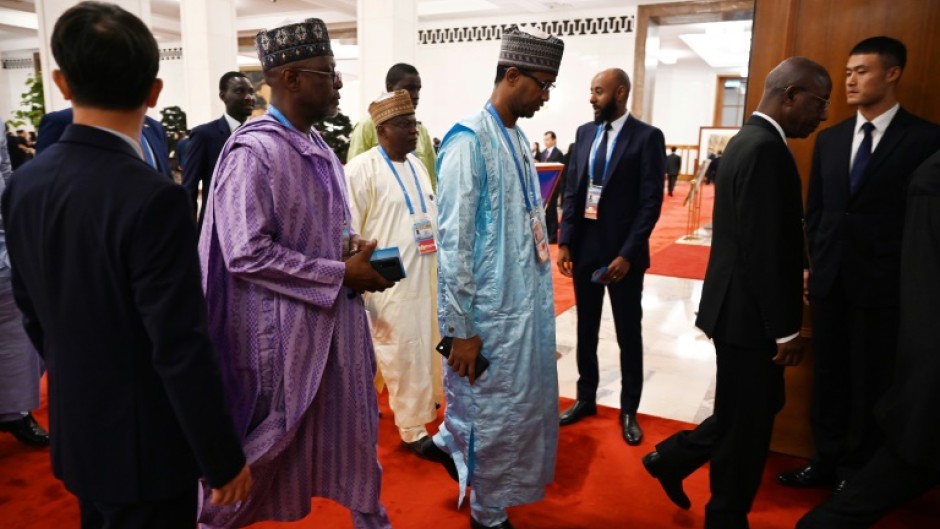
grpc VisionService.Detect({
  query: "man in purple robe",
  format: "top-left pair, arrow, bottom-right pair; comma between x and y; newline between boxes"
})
197,18 -> 395,529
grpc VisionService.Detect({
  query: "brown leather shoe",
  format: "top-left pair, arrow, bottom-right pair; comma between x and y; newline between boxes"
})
0,413 -> 50,447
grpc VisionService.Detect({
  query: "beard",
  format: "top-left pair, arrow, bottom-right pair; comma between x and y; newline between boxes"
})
594,97 -> 618,124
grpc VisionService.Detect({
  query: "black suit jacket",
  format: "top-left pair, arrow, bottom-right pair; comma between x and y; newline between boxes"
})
540,146 -> 565,163
36,108 -> 172,178
183,116 -> 231,225
696,115 -> 803,346
559,115 -> 665,269
805,107 -> 940,306
1,125 -> 244,502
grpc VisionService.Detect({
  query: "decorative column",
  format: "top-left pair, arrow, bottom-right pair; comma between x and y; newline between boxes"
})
357,0 -> 417,112
180,0 -> 238,126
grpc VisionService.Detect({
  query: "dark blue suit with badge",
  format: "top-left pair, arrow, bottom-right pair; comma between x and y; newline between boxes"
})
183,116 -> 231,228
559,114 -> 664,415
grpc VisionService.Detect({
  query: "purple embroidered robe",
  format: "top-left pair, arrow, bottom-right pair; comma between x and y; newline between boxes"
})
196,115 -> 385,527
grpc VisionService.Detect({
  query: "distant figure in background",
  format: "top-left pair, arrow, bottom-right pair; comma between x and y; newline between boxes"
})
175,130 -> 190,170
183,71 -> 255,228
5,126 -> 28,170
0,117 -> 48,448
37,107 -> 171,178
542,130 -> 565,243
665,146 -> 681,197
640,57 -> 830,529
347,63 -> 437,189
703,150 -> 721,184
2,3 -> 251,527
433,136 -> 441,152
797,150 -> 940,529
532,141 -> 541,159
557,68 -> 665,446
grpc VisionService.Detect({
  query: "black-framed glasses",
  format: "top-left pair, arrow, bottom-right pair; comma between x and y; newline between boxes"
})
786,85 -> 830,109
518,69 -> 556,93
384,116 -> 418,130
294,68 -> 342,85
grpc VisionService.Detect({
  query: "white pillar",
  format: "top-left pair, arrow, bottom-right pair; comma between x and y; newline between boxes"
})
180,0 -> 238,127
35,0 -> 152,112
356,0 -> 417,112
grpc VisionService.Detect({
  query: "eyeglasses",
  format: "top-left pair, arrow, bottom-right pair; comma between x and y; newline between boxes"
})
294,68 -> 342,85
517,69 -> 556,93
786,86 -> 830,109
384,117 -> 418,130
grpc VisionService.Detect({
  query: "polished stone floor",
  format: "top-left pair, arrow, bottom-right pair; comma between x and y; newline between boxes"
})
556,274 -> 717,425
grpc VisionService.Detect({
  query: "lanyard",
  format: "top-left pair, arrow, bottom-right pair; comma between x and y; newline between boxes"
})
267,104 -> 294,130
378,145 -> 427,215
484,101 -> 537,213
588,123 -> 619,186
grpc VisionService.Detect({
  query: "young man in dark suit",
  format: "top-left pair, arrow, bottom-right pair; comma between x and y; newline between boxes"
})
557,68 -> 665,446
0,3 -> 250,527
542,130 -> 566,243
779,36 -> 940,495
36,107 -> 172,178
639,57 -> 831,529
183,71 -> 256,227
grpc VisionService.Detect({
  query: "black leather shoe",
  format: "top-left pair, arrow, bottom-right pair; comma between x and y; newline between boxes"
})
642,451 -> 690,509
0,413 -> 50,447
831,479 -> 848,497
621,413 -> 643,445
776,464 -> 836,488
559,400 -> 596,426
403,437 -> 458,482
470,518 -> 514,529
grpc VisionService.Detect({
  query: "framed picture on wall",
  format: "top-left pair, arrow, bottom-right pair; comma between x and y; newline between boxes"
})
695,126 -> 739,173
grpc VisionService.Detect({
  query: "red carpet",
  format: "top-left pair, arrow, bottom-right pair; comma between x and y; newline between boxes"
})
647,243 -> 711,280
3,388 -> 937,528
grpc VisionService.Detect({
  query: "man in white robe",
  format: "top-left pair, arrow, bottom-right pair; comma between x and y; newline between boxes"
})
345,90 -> 453,477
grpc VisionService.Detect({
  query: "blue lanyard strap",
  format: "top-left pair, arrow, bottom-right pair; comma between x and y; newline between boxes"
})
267,104 -> 294,130
484,101 -> 537,213
589,123 -> 618,185
378,146 -> 427,215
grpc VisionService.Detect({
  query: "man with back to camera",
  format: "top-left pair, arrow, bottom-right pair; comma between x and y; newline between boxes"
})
347,63 -> 437,189
778,36 -> 940,496
0,3 -> 251,527
639,57 -> 831,529
183,71 -> 255,228
433,25 -> 564,529
196,18 -> 395,529
557,68 -> 665,446
665,146 -> 681,197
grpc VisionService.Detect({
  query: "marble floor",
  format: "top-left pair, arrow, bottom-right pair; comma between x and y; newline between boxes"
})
556,274 -> 717,425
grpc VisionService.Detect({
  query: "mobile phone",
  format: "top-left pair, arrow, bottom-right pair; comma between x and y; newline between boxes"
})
436,337 -> 490,377
591,266 -> 610,285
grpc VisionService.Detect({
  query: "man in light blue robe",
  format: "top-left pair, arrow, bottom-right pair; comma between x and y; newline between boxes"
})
432,26 -> 564,529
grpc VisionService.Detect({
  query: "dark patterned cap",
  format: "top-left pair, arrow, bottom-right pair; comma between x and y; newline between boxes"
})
498,25 -> 564,75
255,18 -> 333,71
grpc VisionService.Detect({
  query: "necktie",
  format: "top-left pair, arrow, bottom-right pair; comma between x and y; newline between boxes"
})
849,121 -> 874,194
592,123 -> 612,185
140,135 -> 156,169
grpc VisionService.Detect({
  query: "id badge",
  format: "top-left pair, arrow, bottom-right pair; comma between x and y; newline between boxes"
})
584,184 -> 602,220
531,213 -> 550,264
413,217 -> 437,255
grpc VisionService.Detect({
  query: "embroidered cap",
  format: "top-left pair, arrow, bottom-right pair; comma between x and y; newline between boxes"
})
369,90 -> 415,126
498,25 -> 564,75
256,18 -> 333,71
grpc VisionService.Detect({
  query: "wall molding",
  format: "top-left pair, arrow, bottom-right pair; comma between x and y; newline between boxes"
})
159,48 -> 183,61
418,16 -> 635,45
2,58 -> 34,70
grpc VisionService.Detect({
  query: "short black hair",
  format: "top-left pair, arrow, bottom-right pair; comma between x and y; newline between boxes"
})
494,65 -> 510,84
386,63 -> 419,87
850,36 -> 907,70
219,71 -> 248,92
544,131 -> 556,139
51,1 -> 158,110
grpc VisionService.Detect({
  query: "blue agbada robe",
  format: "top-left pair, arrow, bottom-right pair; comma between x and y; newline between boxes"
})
433,107 -> 558,509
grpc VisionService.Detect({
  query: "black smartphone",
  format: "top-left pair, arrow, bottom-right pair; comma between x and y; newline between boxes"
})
436,337 -> 490,377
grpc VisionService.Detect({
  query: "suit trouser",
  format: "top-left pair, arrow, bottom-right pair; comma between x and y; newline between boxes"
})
654,339 -> 784,529
810,281 -> 898,478
572,243 -> 645,414
666,174 -> 678,195
79,486 -> 197,529
796,447 -> 940,529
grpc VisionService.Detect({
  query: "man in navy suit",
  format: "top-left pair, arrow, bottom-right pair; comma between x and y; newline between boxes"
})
36,107 -> 171,179
1,3 -> 250,527
557,68 -> 665,446
641,57 -> 830,529
183,71 -> 255,227
778,37 -> 940,495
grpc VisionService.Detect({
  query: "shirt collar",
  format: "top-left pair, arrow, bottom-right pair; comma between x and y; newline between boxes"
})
92,126 -> 144,159
224,113 -> 243,134
751,111 -> 786,143
606,111 -> 629,135
855,103 -> 899,134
